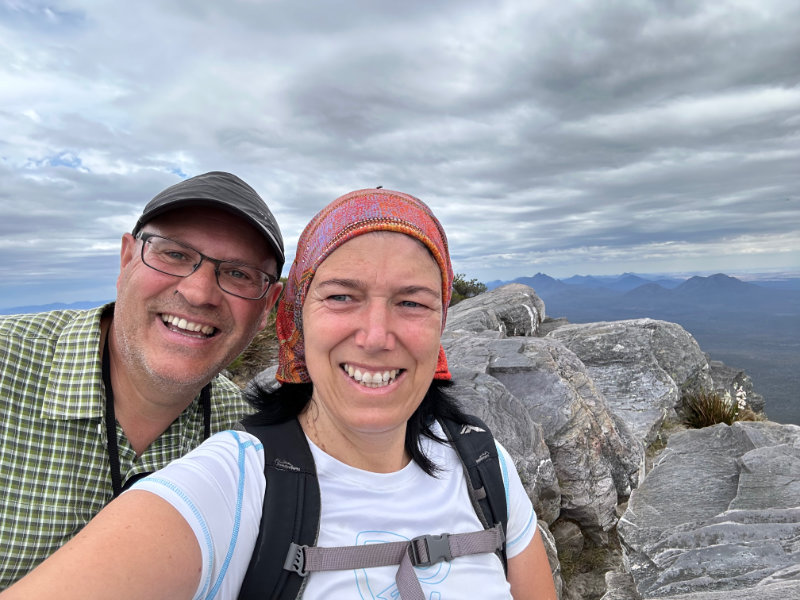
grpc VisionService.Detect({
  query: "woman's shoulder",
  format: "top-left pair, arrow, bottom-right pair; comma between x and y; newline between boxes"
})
197,428 -> 265,456
141,429 -> 267,490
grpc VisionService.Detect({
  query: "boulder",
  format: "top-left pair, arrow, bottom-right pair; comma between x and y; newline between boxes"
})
446,283 -> 545,336
642,580 -> 800,600
616,421 -> 800,599
707,359 -> 766,415
448,366 -> 561,525
548,319 -> 712,445
538,316 -> 570,337
603,571 -> 641,600
443,331 -> 645,539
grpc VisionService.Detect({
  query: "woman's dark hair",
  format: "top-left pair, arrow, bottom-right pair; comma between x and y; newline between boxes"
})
243,378 -> 472,476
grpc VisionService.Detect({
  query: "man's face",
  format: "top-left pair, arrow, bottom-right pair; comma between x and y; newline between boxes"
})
113,206 -> 282,393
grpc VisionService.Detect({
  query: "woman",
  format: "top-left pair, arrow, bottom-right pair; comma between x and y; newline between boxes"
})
2,189 -> 557,600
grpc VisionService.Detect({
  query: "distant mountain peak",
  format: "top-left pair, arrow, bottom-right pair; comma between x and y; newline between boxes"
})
677,273 -> 750,292
525,273 -> 559,283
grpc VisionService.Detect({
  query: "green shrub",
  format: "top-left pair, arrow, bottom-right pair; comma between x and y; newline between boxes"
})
450,273 -> 487,306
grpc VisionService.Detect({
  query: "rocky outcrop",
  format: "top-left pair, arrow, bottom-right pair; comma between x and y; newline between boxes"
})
613,421 -> 800,599
548,319 -> 713,445
443,330 -> 643,539
446,282 -> 545,336
448,365 -> 561,525
707,359 -> 766,414
442,284 -> 793,599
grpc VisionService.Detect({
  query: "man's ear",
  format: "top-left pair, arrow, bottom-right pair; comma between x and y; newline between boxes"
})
258,281 -> 283,330
117,233 -> 137,289
120,233 -> 138,268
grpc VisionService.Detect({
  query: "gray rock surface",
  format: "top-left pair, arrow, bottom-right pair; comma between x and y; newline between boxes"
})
602,571 -> 641,600
616,422 -> 800,599
245,364 -> 278,396
448,366 -> 561,525
551,519 -> 585,557
442,331 -> 644,538
548,319 -> 712,446
643,579 -> 800,600
446,283 -> 545,336
708,359 -> 766,414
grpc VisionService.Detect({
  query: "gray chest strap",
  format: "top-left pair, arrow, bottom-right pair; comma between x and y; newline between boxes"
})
284,523 -> 505,600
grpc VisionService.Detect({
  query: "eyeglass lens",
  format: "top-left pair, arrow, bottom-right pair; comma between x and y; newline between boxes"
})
141,234 -> 271,299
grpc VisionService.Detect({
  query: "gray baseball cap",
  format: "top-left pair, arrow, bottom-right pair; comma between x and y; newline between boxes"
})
132,171 -> 285,277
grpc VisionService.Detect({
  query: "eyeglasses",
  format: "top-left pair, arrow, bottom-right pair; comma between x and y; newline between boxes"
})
136,232 -> 277,300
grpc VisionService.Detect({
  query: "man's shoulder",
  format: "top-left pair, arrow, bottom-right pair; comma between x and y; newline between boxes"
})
0,304 -> 109,339
211,372 -> 244,396
209,373 -> 254,421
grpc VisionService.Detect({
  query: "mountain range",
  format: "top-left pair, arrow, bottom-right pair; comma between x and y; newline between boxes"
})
487,273 -> 800,426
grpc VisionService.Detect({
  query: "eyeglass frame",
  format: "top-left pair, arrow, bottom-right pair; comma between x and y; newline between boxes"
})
135,231 -> 278,300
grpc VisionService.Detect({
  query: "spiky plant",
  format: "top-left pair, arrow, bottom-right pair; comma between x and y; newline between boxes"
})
683,390 -> 739,428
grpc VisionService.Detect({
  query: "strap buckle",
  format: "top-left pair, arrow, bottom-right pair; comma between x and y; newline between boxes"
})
408,533 -> 453,567
283,542 -> 309,576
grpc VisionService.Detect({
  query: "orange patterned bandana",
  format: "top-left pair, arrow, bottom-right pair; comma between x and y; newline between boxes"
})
276,188 -> 453,383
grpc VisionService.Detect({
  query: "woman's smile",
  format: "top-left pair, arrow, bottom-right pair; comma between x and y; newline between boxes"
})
341,363 -> 403,388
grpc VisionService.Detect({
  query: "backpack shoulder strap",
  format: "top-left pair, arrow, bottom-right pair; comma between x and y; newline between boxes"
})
238,418 -> 320,600
281,415 -> 509,599
439,414 -> 509,573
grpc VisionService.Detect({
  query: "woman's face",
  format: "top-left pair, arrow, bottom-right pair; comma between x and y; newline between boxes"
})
302,232 -> 443,441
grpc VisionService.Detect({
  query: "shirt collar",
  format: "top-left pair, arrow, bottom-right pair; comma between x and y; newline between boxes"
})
42,303 -> 112,420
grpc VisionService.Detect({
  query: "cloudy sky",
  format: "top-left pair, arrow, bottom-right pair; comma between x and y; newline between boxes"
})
1,0 -> 798,309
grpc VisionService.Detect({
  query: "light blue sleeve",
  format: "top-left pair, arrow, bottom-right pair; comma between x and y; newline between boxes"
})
130,430 -> 266,600
495,440 -> 537,558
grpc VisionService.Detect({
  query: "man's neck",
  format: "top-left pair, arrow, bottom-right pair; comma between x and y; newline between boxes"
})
102,317 -> 201,456
112,398 -> 191,456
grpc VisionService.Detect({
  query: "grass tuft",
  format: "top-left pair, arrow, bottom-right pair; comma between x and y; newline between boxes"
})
683,390 -> 739,428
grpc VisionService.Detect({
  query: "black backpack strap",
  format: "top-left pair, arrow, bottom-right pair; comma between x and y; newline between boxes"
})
439,415 -> 509,573
238,418 -> 320,600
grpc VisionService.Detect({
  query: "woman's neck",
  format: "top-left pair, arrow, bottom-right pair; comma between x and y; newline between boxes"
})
298,408 -> 411,473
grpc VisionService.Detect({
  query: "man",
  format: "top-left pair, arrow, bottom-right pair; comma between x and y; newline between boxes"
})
0,171 -> 284,588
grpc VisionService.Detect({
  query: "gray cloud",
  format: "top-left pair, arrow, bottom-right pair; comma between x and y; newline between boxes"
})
1,0 -> 798,308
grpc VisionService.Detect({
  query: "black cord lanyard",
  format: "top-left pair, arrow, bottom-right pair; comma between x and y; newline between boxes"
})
102,333 -> 211,498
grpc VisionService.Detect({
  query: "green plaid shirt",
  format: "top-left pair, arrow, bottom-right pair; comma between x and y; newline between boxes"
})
0,304 -> 252,589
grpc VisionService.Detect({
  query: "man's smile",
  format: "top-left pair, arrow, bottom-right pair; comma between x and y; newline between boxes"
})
160,313 -> 217,337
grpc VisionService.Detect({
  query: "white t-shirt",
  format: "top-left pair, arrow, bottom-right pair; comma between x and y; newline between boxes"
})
132,422 -> 537,599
